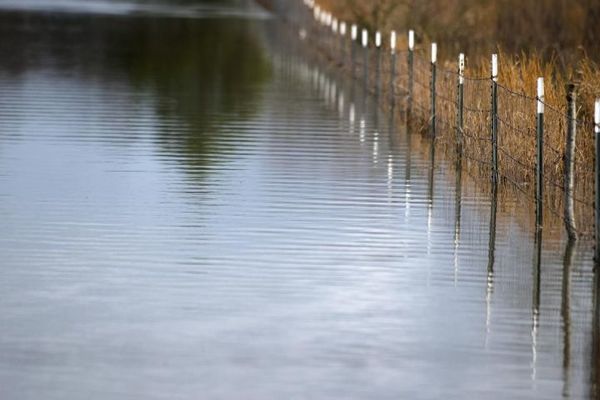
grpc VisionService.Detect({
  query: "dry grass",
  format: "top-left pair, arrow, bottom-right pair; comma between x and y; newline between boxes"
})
306,0 -> 600,236
316,0 -> 600,63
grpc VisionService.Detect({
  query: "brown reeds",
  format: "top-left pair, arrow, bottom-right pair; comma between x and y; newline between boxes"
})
304,1 -> 600,237
316,0 -> 600,64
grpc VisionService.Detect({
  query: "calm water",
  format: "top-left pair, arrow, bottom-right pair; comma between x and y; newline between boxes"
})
0,1 -> 599,399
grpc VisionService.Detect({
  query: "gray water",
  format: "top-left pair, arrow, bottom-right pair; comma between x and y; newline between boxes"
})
0,1 -> 599,399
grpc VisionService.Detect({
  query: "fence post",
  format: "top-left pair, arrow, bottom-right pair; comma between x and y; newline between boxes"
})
329,15 -> 335,56
339,22 -> 346,65
595,100 -> 600,263
456,53 -> 464,157
331,18 -> 338,59
351,24 -> 357,78
430,42 -> 437,137
390,31 -> 397,105
375,31 -> 382,97
564,83 -> 578,241
362,29 -> 369,89
327,14 -> 333,56
305,0 -> 314,26
408,30 -> 414,116
315,6 -> 325,45
491,54 -> 499,185
322,12 -> 329,54
536,77 -> 545,230
312,6 -> 319,47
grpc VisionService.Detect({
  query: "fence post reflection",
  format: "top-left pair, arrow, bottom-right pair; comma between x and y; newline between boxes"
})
427,141 -> 435,258
531,227 -> 542,382
404,117 -> 412,218
486,181 -> 498,345
591,258 -> 600,399
454,156 -> 463,285
561,239 -> 575,397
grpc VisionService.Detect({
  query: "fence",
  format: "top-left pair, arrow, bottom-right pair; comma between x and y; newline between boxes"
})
297,0 -> 600,261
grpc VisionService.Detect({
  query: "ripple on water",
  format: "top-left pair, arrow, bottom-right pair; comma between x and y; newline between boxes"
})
0,3 -> 597,400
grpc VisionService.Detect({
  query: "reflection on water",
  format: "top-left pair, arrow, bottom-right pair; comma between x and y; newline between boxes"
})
485,182 -> 496,348
563,240 -> 575,397
0,1 -> 600,399
0,0 -> 269,18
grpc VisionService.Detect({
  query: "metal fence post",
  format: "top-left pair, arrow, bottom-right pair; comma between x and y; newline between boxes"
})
491,54 -> 499,185
339,22 -> 347,65
407,30 -> 414,116
351,24 -> 357,78
595,99 -> 600,263
362,29 -> 369,89
317,9 -> 324,48
430,43 -> 437,137
536,77 -> 545,230
456,53 -> 464,157
326,13 -> 333,56
565,84 -> 578,241
331,18 -> 338,59
390,31 -> 397,105
375,31 -> 382,97
321,12 -> 330,54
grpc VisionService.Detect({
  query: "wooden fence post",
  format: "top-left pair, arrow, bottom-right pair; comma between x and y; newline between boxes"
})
564,84 -> 578,241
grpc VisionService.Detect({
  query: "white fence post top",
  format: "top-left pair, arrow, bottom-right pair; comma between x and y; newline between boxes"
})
492,54 -> 498,81
459,53 -> 465,84
537,77 -> 545,114
362,29 -> 368,48
431,43 -> 437,64
595,99 -> 600,133
408,30 -> 414,50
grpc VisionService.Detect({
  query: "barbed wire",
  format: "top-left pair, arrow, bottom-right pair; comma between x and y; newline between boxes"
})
464,75 -> 493,82
413,79 -> 430,91
462,127 -> 489,142
498,145 -> 534,172
462,151 -> 492,168
496,115 -> 534,138
463,104 -> 492,114
300,21 -> 600,236
496,83 -> 536,101
498,171 -> 534,199
437,92 -> 459,106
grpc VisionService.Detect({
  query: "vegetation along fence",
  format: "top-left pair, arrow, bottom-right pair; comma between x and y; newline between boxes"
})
293,0 -> 600,261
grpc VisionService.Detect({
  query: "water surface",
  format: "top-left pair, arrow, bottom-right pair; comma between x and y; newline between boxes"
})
0,1 -> 598,399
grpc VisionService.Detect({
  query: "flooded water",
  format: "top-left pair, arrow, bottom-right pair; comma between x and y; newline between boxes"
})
0,1 -> 599,398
